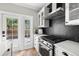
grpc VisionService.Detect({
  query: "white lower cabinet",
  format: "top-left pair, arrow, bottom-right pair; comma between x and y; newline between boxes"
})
34,34 -> 47,53
34,39 -> 39,52
55,47 -> 65,56
55,47 -> 73,56
34,35 -> 39,52
54,40 -> 77,56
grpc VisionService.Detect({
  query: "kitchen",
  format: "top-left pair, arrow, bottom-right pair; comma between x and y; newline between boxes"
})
34,3 -> 79,56
0,3 -> 79,56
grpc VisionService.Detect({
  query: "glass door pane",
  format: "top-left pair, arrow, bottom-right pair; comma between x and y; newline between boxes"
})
7,17 -> 12,39
25,20 -> 30,38
12,18 -> 18,39
24,16 -> 33,49
7,17 -> 18,39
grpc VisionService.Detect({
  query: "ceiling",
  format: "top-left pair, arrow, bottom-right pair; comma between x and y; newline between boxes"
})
14,3 -> 47,12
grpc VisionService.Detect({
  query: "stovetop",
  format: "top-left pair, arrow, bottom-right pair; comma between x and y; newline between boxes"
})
41,35 -> 67,44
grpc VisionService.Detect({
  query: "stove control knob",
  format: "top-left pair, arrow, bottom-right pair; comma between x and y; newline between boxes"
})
47,43 -> 49,45
41,41 -> 44,43
49,45 -> 52,47
41,41 -> 43,43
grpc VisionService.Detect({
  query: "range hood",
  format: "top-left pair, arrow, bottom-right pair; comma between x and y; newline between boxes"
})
45,7 -> 65,19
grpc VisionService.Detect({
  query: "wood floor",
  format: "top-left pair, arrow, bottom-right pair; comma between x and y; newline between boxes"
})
15,48 -> 38,56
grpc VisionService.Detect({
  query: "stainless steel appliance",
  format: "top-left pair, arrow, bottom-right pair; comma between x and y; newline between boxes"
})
39,38 -> 54,56
39,35 -> 66,56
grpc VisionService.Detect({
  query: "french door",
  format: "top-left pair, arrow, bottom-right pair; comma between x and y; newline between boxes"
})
2,14 -> 19,56
23,16 -> 33,49
0,13 -> 33,56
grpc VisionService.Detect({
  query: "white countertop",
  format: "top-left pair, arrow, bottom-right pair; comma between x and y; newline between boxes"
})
54,40 -> 79,56
34,34 -> 47,36
34,34 -> 47,37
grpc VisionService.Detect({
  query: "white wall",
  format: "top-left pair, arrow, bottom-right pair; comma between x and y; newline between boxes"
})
0,3 -> 39,30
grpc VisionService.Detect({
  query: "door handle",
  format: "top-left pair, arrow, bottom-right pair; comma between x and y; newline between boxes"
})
2,31 -> 5,34
62,52 -> 68,56
2,35 -> 5,37
2,31 -> 5,37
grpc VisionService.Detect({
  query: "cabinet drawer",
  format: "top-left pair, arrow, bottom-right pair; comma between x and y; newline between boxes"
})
55,47 -> 73,56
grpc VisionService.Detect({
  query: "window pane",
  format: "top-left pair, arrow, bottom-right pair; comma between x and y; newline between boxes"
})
12,19 -> 18,39
25,29 -> 30,37
25,20 -> 30,37
25,20 -> 30,29
7,17 -> 12,39
7,17 -> 18,39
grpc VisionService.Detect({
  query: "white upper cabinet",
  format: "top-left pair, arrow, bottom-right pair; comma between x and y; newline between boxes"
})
38,7 -> 49,27
45,3 -> 64,19
38,3 -> 65,27
65,3 -> 79,25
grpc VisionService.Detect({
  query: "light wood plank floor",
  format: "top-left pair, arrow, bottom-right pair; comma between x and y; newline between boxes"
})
15,48 -> 38,56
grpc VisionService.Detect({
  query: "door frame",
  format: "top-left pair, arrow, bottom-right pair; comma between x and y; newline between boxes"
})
0,10 -> 33,55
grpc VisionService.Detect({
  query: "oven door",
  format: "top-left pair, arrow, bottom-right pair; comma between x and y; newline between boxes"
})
39,43 -> 52,56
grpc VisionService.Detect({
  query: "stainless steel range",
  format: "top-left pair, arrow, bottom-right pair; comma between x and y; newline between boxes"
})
39,35 -> 66,56
39,38 -> 54,56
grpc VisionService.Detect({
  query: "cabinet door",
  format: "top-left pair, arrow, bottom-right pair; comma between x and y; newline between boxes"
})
38,14 -> 41,26
34,37 -> 39,52
38,7 -> 49,27
55,47 -> 73,56
65,3 -> 79,25
55,47 -> 65,56
39,11 -> 44,27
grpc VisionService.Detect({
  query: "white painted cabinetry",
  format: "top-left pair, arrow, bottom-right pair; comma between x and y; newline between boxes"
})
34,34 -> 47,52
55,46 -> 73,56
54,40 -> 79,56
65,3 -> 79,25
38,7 -> 49,27
34,35 -> 39,52
38,3 -> 64,27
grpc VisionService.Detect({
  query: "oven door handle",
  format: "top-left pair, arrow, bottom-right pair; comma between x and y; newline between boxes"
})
40,44 -> 52,51
41,46 -> 52,51
48,48 -> 53,51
